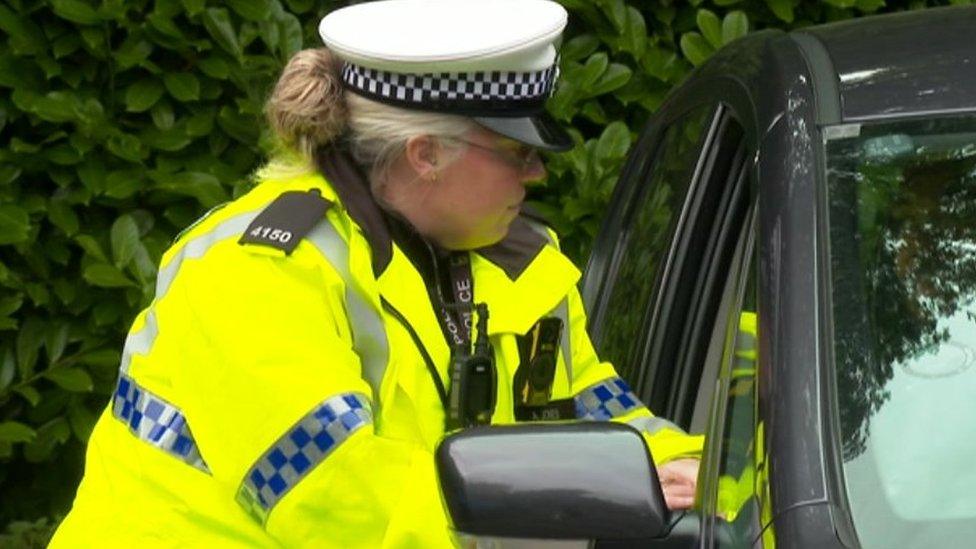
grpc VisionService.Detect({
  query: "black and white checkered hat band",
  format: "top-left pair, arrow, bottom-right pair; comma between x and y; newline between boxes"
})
340,62 -> 559,116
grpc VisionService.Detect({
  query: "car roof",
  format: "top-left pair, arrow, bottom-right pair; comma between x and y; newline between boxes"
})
800,5 -> 976,122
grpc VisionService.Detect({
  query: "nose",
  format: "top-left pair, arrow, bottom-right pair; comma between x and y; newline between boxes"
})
520,152 -> 547,185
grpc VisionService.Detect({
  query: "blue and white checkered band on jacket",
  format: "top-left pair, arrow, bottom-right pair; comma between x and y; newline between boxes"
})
340,62 -> 559,115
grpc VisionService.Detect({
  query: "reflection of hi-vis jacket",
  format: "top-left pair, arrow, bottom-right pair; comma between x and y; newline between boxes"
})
51,150 -> 703,548
715,312 -> 774,547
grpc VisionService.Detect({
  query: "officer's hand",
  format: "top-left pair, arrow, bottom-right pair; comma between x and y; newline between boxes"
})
657,458 -> 700,510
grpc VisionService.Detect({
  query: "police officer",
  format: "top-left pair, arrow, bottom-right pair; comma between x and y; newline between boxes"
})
52,1 -> 703,546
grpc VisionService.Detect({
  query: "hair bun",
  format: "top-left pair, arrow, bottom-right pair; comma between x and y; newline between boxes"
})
266,48 -> 347,154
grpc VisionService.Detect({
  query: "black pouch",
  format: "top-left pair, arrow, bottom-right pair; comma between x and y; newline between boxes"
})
513,317 -> 575,421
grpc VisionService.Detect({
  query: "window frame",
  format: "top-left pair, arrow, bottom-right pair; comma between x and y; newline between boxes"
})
697,204 -> 761,548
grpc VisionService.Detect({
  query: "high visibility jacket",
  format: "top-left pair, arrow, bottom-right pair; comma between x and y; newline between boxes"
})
52,150 -> 703,548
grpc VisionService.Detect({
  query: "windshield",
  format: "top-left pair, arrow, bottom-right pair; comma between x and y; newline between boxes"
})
826,115 -> 976,548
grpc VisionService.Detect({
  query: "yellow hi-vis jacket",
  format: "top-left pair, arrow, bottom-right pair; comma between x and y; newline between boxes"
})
52,151 -> 703,548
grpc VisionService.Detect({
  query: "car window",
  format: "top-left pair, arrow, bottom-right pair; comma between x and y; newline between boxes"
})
826,115 -> 976,548
711,245 -> 765,548
594,105 -> 715,386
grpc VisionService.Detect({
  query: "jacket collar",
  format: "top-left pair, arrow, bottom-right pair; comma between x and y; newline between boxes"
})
316,145 -> 580,334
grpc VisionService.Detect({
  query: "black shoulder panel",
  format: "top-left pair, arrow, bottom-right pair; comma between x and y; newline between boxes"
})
238,189 -> 332,255
518,203 -> 554,229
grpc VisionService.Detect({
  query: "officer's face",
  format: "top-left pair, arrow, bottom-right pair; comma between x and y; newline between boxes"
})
421,128 -> 547,249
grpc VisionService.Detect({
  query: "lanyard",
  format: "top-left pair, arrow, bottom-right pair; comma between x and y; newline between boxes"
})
434,250 -> 476,353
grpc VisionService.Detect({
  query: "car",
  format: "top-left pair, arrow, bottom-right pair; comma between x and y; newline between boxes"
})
434,5 -> 976,548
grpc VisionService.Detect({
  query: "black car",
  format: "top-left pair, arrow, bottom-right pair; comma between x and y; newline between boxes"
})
436,6 -> 976,548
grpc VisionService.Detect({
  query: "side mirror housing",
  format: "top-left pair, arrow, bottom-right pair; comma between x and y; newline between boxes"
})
435,422 -> 670,543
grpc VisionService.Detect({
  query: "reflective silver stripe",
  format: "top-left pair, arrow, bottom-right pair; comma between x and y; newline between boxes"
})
112,374 -> 209,472
236,392 -> 372,524
574,376 -> 642,420
626,415 -> 685,437
552,298 -> 572,388
120,211 -> 260,374
306,220 -> 390,405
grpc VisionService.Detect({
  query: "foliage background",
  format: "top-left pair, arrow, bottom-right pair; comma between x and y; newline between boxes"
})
0,0 -> 967,544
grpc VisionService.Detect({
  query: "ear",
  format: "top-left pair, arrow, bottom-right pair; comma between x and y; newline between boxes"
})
403,135 -> 440,180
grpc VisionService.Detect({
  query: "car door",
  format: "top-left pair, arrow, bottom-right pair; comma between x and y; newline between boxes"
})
583,85 -> 762,547
583,101 -> 751,429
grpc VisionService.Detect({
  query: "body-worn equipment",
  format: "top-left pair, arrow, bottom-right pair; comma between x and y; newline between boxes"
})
51,151 -> 703,547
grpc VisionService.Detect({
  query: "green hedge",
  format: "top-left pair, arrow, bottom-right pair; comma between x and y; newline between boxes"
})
0,0 -> 961,543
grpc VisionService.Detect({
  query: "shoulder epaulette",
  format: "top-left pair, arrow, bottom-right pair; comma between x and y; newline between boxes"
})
238,189 -> 332,255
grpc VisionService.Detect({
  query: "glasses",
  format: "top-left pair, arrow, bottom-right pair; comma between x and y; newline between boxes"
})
445,137 -> 543,173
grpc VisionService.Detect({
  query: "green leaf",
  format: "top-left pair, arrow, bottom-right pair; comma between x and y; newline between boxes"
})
620,7 -> 647,58
52,33 -> 82,58
0,5 -> 46,54
44,367 -> 93,392
0,295 -> 23,317
150,100 -> 175,130
142,126 -> 194,151
125,78 -> 165,112
68,401 -> 97,443
111,214 -> 142,269
198,56 -> 231,79
186,110 -> 215,136
163,72 -> 200,102
561,35 -> 600,62
0,421 -> 36,443
203,8 -> 242,58
14,386 -> 41,406
714,0 -> 744,5
228,0 -> 272,21
105,133 -> 145,163
48,201 -> 80,236
115,37 -> 153,70
765,0 -> 795,22
697,9 -> 723,49
78,349 -> 121,368
156,172 -> 229,208
855,0 -> 885,12
83,263 -> 136,288
722,11 -> 749,45
146,12 -> 185,41
278,13 -> 303,58
16,317 -> 45,380
74,235 -> 108,262
595,121 -> 632,161
182,0 -> 206,15
0,348 -> 15,389
587,63 -> 632,97
24,418 -> 71,462
217,106 -> 260,144
51,0 -> 101,25
32,91 -> 81,123
46,143 -> 83,165
44,323 -> 70,364
680,32 -> 714,67
0,205 -> 30,244
104,170 -> 145,198
577,53 -> 609,90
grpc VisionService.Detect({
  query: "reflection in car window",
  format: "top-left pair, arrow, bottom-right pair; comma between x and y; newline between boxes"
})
714,249 -> 767,548
596,106 -> 713,385
827,116 -> 976,548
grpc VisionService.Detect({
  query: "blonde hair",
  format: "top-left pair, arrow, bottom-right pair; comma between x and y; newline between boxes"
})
258,48 -> 474,183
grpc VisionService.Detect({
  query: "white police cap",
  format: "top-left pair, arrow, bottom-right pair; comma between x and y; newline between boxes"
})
319,0 -> 572,151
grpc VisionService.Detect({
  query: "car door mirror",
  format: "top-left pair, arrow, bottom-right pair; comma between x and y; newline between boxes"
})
435,422 -> 670,544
